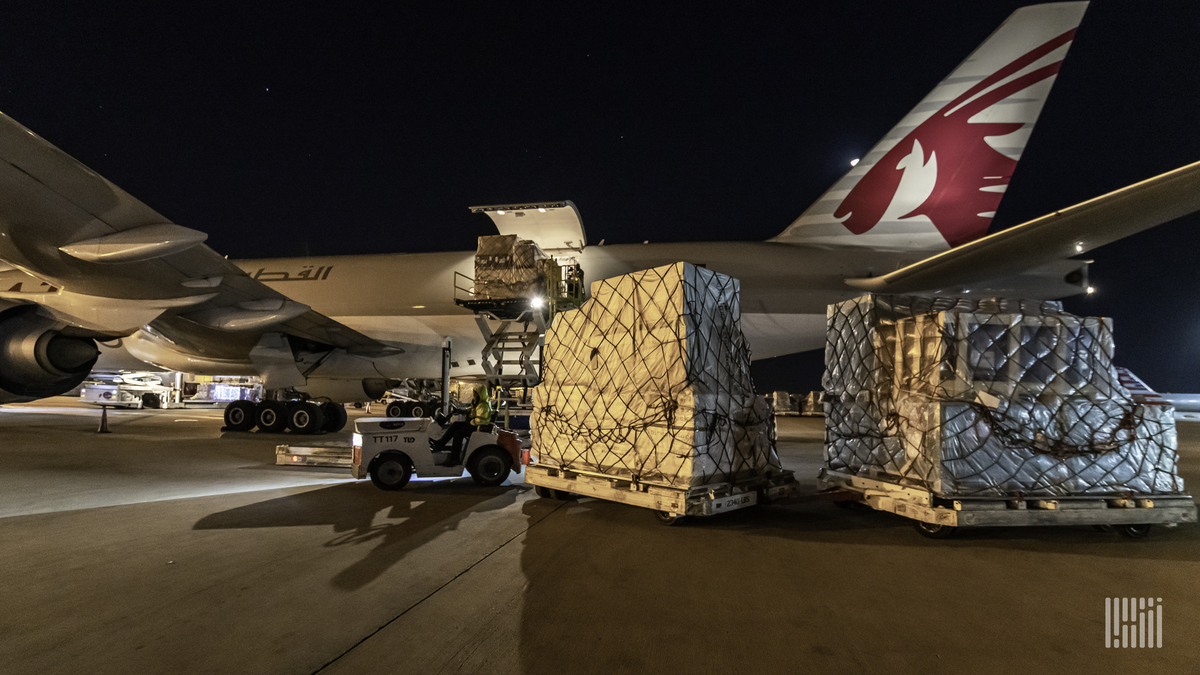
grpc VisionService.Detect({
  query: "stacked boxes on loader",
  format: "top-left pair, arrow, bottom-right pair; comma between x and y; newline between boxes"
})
823,295 -> 1183,497
531,262 -> 779,488
474,234 -> 549,300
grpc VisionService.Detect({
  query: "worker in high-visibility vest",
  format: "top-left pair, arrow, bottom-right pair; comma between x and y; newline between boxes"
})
433,384 -> 493,466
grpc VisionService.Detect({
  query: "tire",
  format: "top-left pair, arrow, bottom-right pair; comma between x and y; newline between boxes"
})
287,401 -> 326,434
410,404 -> 426,418
141,392 -> 161,409
655,510 -> 684,526
369,452 -> 413,491
550,489 -> 574,501
385,401 -> 405,418
467,446 -> 513,487
256,401 -> 289,433
914,521 -> 957,539
321,402 -> 348,432
1118,524 -> 1153,539
534,485 -> 552,499
224,400 -> 257,431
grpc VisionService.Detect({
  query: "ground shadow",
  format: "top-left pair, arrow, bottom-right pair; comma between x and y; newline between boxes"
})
195,478 -> 525,590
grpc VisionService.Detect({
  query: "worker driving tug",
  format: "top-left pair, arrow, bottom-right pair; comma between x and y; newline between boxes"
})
431,384 -> 495,466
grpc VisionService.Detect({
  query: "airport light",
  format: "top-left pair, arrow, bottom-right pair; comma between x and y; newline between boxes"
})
530,297 -> 544,308
1087,286 -> 1096,294
538,207 -> 546,212
1075,242 -> 1084,252
497,210 -> 505,215
850,158 -> 860,167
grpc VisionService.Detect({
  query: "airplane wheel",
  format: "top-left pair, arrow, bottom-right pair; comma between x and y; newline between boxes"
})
256,401 -> 289,433
385,401 -> 405,418
468,446 -> 512,487
224,400 -> 257,431
287,401 -> 326,434
369,452 -> 413,491
321,402 -> 348,432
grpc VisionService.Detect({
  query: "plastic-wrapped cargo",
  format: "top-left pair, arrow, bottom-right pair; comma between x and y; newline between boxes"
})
531,262 -> 780,488
474,234 -> 549,300
823,294 -> 1183,497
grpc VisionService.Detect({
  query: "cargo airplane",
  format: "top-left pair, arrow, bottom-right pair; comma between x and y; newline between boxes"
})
0,1 -> 1196,433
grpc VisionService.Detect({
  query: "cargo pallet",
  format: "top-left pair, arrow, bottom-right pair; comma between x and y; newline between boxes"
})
819,468 -> 1199,538
526,463 -> 799,524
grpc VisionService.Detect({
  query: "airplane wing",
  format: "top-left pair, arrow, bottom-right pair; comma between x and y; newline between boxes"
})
0,110 -> 394,354
844,160 -> 1200,294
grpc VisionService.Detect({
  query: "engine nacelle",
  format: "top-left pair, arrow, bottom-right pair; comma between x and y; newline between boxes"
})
0,306 -> 100,403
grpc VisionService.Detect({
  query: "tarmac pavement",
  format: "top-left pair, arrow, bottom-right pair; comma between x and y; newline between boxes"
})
2,399 -> 1198,674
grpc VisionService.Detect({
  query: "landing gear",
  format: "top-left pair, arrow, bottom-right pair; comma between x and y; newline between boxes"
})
321,402 -> 348,432
287,401 -> 325,434
255,401 -> 289,433
224,400 -> 257,431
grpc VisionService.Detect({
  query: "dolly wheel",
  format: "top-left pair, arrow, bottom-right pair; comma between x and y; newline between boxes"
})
655,510 -> 684,526
1118,524 -> 1153,539
914,521 -> 957,539
534,485 -> 552,499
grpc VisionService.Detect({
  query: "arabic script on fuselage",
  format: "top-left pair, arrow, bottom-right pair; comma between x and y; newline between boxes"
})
252,265 -> 334,282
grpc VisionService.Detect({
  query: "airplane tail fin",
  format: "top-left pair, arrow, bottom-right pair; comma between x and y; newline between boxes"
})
772,2 -> 1089,251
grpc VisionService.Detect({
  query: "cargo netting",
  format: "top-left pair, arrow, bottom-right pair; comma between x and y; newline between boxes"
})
531,262 -> 780,488
824,295 -> 1183,497
474,234 -> 549,300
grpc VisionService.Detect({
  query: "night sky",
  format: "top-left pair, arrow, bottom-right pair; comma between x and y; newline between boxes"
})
0,2 -> 1196,392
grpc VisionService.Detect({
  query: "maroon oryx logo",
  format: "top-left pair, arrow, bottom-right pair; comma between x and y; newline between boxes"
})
834,29 -> 1076,247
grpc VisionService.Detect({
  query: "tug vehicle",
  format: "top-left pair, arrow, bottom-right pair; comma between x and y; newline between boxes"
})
351,416 -> 522,490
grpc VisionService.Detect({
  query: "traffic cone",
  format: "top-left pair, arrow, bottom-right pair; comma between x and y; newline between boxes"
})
97,405 -> 111,434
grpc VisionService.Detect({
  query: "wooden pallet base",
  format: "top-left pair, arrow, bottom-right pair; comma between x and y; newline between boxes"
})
526,464 -> 799,517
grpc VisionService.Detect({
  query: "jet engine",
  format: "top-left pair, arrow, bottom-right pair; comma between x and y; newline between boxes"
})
0,306 -> 101,403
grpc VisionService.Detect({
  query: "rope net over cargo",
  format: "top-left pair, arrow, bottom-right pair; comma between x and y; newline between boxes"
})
823,295 -> 1183,497
531,262 -> 780,488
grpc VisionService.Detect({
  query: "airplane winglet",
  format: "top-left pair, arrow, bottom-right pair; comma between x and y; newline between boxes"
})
845,159 -> 1200,294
